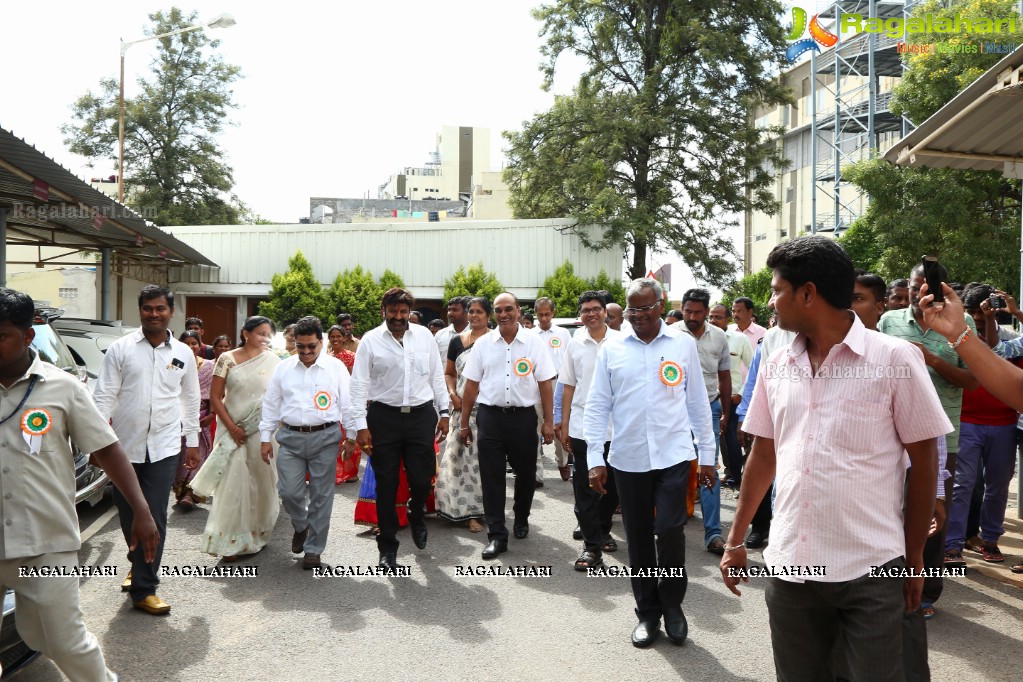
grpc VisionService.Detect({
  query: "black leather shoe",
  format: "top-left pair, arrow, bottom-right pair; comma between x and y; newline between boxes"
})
631,620 -> 661,648
482,539 -> 508,560
378,553 -> 406,572
302,553 -> 321,570
745,531 -> 767,549
412,520 -> 428,550
663,606 -> 688,645
572,526 -> 583,541
291,527 -> 308,554
513,525 -> 529,539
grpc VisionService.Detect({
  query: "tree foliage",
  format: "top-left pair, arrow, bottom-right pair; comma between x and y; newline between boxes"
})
62,8 -> 245,226
258,251 -> 328,328
842,0 -> 1023,294
537,261 -> 590,316
721,266 -> 773,327
325,267 -> 406,337
503,0 -> 792,285
443,263 -> 505,303
588,269 -> 627,307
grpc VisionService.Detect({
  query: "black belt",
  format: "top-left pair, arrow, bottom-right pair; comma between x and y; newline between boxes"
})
282,422 -> 336,433
369,400 -> 432,414
479,404 -> 534,413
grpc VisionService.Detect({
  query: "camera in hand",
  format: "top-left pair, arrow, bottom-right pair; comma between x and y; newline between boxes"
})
989,294 -> 1006,309
920,256 -> 945,305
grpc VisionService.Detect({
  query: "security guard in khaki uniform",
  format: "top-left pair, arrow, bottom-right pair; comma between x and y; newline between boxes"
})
0,288 -> 159,681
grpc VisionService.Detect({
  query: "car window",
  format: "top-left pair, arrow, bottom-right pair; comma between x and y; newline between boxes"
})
32,323 -> 79,372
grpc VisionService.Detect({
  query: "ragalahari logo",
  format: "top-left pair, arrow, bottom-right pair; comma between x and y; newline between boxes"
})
786,7 -> 838,62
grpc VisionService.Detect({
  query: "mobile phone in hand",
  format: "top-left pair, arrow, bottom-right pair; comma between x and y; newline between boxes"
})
921,256 -> 945,305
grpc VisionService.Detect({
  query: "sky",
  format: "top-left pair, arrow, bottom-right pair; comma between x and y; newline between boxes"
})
0,0 -> 744,296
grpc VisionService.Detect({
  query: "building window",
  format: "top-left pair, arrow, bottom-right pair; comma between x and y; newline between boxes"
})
754,233 -> 767,242
59,287 -> 78,299
785,186 -> 795,203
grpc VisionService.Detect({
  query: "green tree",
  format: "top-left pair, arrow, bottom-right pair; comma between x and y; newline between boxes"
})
503,0 -> 792,285
258,251 -> 328,327
377,269 -> 406,294
587,269 -> 627,307
721,266 -> 773,328
443,263 -> 505,302
841,0 -> 1022,294
326,266 -> 383,337
62,8 -> 246,225
536,261 -> 590,316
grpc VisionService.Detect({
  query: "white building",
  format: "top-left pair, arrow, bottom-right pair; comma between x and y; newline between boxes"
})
377,125 -> 491,202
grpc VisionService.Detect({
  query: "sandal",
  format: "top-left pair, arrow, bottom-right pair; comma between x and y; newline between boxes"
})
574,550 -> 603,571
467,519 -> 484,533
943,550 -> 966,568
982,544 -> 1004,563
921,602 -> 935,620
964,536 -> 984,554
600,539 -> 619,552
1010,563 -> 1023,574
176,494 -> 196,512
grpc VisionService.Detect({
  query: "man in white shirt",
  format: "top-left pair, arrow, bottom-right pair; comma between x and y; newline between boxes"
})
558,291 -> 621,571
584,278 -> 715,648
709,304 -> 753,488
460,292 -> 555,560
531,296 -> 573,483
93,286 -> 201,616
434,296 -> 470,360
260,316 -> 355,570
350,288 -> 450,571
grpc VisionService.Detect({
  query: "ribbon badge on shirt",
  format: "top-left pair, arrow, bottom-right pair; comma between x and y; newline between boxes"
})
513,358 -> 533,377
659,361 -> 684,387
549,337 -> 562,349
21,409 -> 52,455
313,391 -> 333,411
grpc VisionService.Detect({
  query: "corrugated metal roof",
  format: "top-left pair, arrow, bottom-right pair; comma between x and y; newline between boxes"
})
0,126 -> 216,267
166,219 -> 623,291
882,44 -> 1023,173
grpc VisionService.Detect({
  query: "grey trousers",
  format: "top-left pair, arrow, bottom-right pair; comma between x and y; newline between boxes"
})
766,557 -> 905,682
275,424 -> 341,555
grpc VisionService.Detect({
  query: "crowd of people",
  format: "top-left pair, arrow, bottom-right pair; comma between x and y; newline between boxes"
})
1,234 -> 1022,679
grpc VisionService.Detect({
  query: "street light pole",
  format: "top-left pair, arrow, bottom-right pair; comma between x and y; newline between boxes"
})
117,13 -> 236,204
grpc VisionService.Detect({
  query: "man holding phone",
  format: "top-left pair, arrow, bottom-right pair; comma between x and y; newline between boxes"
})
878,258 -> 977,618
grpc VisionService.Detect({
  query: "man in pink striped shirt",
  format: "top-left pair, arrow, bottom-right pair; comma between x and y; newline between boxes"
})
719,236 -> 951,681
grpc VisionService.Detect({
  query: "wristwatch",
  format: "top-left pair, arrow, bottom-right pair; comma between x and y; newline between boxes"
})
439,409 -> 450,417
345,438 -> 356,445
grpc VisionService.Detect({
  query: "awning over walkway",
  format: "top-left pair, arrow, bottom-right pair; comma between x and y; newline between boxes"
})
0,125 -> 216,285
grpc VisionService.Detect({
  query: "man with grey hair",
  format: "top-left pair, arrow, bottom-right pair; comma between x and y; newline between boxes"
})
584,278 -> 715,648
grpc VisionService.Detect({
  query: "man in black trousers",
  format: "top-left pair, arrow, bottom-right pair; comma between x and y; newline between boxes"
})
459,292 -> 555,560
350,288 -> 450,570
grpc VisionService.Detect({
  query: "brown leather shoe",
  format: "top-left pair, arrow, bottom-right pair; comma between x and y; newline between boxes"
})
302,553 -> 322,570
133,595 -> 171,615
292,527 -> 308,554
120,570 -> 132,592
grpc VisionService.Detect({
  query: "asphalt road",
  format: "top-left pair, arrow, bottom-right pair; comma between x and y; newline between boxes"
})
14,452 -> 1023,682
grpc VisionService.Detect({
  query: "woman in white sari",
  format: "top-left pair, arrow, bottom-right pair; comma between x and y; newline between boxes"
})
192,316 -> 281,560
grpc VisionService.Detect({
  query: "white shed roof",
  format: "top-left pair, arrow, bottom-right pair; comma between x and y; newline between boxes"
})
166,218 -> 624,299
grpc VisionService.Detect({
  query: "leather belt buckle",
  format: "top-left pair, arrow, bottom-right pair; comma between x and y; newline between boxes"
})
401,406 -> 411,414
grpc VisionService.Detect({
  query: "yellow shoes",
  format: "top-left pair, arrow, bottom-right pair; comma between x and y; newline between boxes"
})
121,570 -> 132,592
132,595 -> 171,615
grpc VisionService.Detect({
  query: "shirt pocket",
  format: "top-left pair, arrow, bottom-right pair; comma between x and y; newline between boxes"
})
414,351 -> 431,375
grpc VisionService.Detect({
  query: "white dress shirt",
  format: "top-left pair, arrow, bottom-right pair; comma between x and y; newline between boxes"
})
583,320 -> 714,473
531,324 -> 572,375
93,329 -> 200,463
435,324 -> 457,360
560,325 -> 621,440
349,322 -> 449,431
462,327 -> 556,407
259,352 -> 354,441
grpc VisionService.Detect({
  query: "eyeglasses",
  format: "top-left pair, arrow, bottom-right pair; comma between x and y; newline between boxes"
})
295,342 -> 320,351
579,306 -> 604,316
624,303 -> 659,316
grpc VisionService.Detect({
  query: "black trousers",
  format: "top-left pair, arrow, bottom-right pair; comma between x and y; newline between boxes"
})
723,400 -> 743,483
367,402 -> 438,555
570,438 -> 617,554
477,405 -> 538,541
767,558 -> 906,682
112,452 -> 177,602
751,482 -> 773,535
922,450 -> 957,605
614,460 -> 689,623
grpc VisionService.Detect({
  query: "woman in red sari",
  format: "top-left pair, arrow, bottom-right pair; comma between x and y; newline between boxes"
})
328,325 -> 362,484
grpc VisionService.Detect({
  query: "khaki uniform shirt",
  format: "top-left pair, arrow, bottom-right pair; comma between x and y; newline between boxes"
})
0,351 -> 117,559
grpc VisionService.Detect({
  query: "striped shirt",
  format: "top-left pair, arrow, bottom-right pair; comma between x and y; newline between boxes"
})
743,314 -> 952,582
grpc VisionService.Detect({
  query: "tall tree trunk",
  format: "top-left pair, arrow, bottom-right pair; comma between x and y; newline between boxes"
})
630,238 -> 647,280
